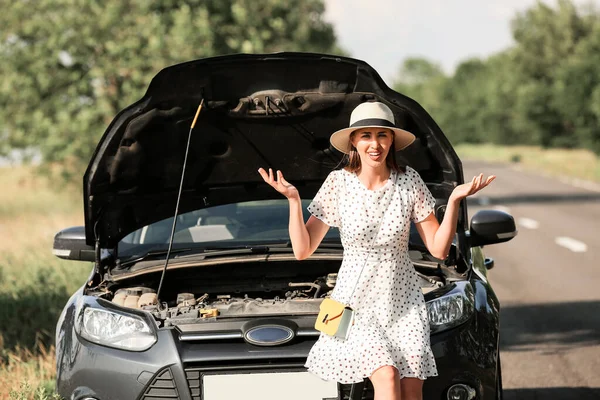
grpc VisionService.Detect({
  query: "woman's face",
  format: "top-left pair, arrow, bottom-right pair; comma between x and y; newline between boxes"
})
350,127 -> 394,169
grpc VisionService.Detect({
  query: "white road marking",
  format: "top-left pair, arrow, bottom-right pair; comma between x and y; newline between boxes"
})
494,205 -> 511,213
555,237 -> 588,253
518,218 -> 539,229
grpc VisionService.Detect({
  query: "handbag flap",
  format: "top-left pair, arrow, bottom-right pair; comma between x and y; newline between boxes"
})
315,298 -> 349,336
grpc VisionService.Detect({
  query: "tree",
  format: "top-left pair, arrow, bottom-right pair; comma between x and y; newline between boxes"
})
392,57 -> 447,124
0,0 -> 342,180
476,51 -> 523,146
391,0 -> 600,154
510,0 -> 594,148
436,58 -> 492,144
552,20 -> 600,153
394,57 -> 445,87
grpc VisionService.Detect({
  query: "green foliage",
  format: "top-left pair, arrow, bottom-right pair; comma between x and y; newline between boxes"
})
392,0 -> 600,154
0,167 -> 89,352
439,59 -> 492,144
0,0 -> 341,181
395,57 -> 445,87
0,259 -> 90,351
394,57 -> 448,124
552,21 -> 600,153
9,382 -> 62,400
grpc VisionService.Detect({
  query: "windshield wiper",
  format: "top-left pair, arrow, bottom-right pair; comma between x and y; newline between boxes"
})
119,241 -> 344,267
201,245 -> 275,255
118,248 -> 192,268
196,241 -> 343,257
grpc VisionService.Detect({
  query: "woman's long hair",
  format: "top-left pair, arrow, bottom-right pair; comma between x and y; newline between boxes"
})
342,130 -> 406,173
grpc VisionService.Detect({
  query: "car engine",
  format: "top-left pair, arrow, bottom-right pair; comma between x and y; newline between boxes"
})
107,264 -> 447,328
109,273 -> 340,327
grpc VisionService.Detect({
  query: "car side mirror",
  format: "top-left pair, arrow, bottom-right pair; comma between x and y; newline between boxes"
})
53,226 -> 95,262
469,210 -> 517,247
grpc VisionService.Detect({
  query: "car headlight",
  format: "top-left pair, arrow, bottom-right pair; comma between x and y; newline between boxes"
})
76,304 -> 157,351
426,282 -> 474,334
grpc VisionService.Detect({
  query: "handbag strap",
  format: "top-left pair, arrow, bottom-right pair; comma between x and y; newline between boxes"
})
344,170 -> 397,304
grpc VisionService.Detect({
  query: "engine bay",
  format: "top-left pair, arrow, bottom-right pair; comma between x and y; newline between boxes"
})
111,273 -> 338,327
97,254 -> 462,328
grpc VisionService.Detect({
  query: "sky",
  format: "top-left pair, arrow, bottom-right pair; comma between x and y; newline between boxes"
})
323,0 -> 597,85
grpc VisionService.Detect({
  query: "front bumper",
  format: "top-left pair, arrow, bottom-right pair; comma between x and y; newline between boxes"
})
58,316 -> 498,400
57,277 -> 499,400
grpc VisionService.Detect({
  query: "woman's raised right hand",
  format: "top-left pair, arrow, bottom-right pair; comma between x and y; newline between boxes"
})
258,168 -> 299,200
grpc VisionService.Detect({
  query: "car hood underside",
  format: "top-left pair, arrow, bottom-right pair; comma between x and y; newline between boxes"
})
84,53 -> 462,247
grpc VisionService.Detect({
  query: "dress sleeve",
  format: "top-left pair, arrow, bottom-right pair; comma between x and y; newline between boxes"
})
408,167 -> 436,223
307,171 -> 340,227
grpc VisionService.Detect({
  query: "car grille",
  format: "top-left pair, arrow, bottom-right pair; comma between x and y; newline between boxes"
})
140,367 -> 179,400
185,368 -> 201,400
184,361 -> 374,400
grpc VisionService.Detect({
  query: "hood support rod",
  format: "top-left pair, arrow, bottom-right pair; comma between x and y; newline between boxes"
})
155,98 -> 205,307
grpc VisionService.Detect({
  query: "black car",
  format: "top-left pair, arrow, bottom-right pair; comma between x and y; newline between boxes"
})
53,53 -> 517,400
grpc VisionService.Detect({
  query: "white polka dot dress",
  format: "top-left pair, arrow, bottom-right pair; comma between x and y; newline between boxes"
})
304,166 -> 439,384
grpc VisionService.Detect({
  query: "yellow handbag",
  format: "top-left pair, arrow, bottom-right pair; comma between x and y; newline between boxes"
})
314,298 -> 355,339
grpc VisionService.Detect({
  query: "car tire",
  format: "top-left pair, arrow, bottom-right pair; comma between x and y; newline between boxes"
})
496,351 -> 503,400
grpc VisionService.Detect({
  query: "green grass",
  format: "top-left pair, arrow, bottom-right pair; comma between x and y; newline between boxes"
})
3,346 -> 60,399
455,143 -> 600,183
0,167 -> 82,218
0,166 -> 88,398
8,381 -> 61,400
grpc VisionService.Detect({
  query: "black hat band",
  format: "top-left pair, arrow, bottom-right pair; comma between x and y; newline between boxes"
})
350,118 -> 395,129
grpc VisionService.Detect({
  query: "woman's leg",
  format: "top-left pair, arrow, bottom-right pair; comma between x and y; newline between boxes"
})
370,365 -> 402,400
400,377 -> 424,400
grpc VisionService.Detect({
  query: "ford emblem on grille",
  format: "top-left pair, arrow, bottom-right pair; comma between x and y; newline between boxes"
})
244,325 -> 295,346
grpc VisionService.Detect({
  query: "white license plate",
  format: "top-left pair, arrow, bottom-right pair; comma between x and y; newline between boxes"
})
202,371 -> 338,400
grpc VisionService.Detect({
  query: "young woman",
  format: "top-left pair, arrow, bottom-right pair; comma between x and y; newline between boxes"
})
258,102 -> 494,400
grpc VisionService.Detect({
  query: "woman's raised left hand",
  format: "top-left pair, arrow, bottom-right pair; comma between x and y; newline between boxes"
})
450,173 -> 495,202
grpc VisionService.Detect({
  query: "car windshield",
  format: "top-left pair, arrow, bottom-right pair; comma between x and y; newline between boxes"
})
118,199 -> 340,257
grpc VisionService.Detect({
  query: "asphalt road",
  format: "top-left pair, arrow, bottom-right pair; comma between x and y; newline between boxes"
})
463,160 -> 600,399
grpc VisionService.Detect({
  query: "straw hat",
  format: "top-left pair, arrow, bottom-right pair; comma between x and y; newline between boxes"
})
330,102 -> 415,154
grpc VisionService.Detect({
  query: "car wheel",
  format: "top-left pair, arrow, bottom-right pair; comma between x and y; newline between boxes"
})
496,351 -> 503,400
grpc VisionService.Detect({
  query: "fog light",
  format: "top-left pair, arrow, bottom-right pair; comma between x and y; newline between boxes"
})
447,383 -> 476,400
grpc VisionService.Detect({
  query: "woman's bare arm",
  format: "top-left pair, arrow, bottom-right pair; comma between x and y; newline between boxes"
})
258,168 -> 330,260
416,173 -> 495,259
414,199 -> 459,259
287,198 -> 330,260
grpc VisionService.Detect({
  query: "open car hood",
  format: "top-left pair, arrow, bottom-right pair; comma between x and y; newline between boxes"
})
84,53 -> 463,247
